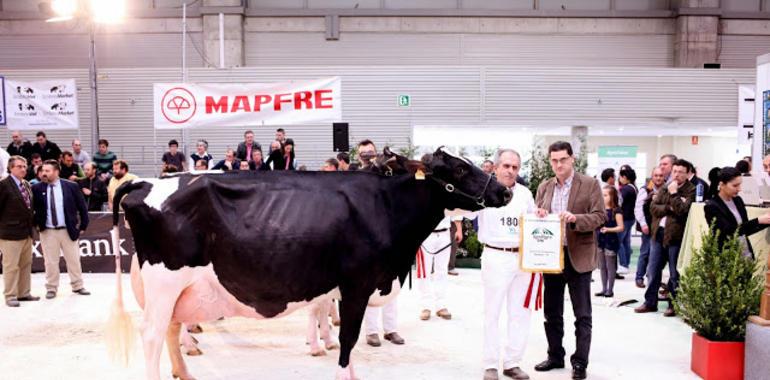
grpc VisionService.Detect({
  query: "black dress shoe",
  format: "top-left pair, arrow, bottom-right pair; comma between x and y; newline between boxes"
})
534,358 -> 565,372
17,295 -> 40,301
73,288 -> 91,296
572,365 -> 587,379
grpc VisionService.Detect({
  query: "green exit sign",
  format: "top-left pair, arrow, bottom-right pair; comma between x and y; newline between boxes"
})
398,95 -> 411,107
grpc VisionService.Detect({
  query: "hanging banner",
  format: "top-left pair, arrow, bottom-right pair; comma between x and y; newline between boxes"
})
597,145 -> 637,170
3,78 -> 79,130
153,77 -> 342,129
0,76 -> 6,125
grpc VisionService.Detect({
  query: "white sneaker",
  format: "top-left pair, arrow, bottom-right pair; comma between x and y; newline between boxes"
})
617,266 -> 629,275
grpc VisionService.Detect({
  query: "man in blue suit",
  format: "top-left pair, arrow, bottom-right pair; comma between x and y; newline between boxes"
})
32,160 -> 90,299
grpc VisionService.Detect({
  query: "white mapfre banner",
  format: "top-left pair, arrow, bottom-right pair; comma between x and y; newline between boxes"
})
3,78 -> 79,130
153,77 -> 341,129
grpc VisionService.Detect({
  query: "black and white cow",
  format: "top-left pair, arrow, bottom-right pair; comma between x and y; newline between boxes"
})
107,147 -> 511,380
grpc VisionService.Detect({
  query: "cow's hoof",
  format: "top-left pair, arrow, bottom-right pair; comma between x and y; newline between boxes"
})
190,336 -> 199,345
332,319 -> 341,327
188,324 -> 203,334
335,367 -> 359,380
325,341 -> 340,350
310,348 -> 326,357
172,372 -> 197,380
186,348 -> 203,356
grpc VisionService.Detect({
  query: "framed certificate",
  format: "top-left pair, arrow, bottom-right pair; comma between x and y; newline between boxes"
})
519,213 -> 564,273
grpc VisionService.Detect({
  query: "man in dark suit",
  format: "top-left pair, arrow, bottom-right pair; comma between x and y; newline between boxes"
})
32,160 -> 90,299
635,159 -> 696,317
235,130 -> 262,161
0,156 -> 39,307
77,162 -> 108,211
30,131 -> 62,161
533,141 -> 606,380
689,167 -> 710,202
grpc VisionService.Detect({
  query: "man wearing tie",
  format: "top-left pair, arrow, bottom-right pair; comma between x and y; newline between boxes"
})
32,160 -> 90,299
533,142 -> 605,380
0,156 -> 39,307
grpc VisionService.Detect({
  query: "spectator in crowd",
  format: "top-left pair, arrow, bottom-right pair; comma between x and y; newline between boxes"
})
689,167 -> 710,202
25,154 -> 43,182
238,161 -> 250,171
249,149 -> 270,171
322,158 -> 339,171
212,149 -> 240,171
596,185 -> 624,298
0,155 -> 38,307
71,139 -> 90,167
276,128 -> 286,144
336,152 -> 350,171
283,139 -> 297,170
77,162 -> 107,212
706,167 -> 721,200
357,139 -> 377,169
32,160 -> 90,299
162,139 -> 186,172
92,139 -> 117,178
635,159 -> 696,317
736,159 -> 751,176
30,166 -> 44,185
7,131 -> 33,161
59,151 -> 84,181
162,165 -> 180,174
659,154 -> 677,183
761,155 -> 770,183
361,139 -> 405,348
30,131 -> 62,161
194,160 -> 208,171
743,156 -> 752,172
634,167 -> 665,288
600,168 -> 616,188
0,147 -> 9,179
189,140 -> 213,170
533,141 -> 605,380
236,130 -> 261,162
108,160 -> 137,210
704,167 -> 770,260
616,167 -> 637,276
481,160 -> 494,175
266,141 -> 285,170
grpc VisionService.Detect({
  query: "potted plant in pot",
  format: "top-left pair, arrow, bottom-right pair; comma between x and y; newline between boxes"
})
674,227 -> 764,380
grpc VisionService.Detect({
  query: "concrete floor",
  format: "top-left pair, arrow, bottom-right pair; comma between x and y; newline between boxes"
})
0,259 -> 697,380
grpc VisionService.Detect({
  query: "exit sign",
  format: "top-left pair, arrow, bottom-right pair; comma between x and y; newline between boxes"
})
398,95 -> 411,107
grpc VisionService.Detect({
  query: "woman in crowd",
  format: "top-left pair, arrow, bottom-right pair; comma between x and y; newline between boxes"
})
189,139 -> 214,170
704,167 -> 770,259
596,185 -> 624,298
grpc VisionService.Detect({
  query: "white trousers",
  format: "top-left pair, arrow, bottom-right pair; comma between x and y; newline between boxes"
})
416,230 -> 451,311
364,299 -> 398,335
481,248 -> 534,370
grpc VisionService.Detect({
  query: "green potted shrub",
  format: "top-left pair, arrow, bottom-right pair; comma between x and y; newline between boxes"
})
674,227 -> 764,380
456,220 -> 483,269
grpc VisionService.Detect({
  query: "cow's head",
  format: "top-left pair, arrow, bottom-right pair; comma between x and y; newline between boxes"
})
423,147 -> 511,211
369,147 -> 412,176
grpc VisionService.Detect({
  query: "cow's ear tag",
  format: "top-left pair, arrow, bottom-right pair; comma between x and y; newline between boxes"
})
415,169 -> 426,180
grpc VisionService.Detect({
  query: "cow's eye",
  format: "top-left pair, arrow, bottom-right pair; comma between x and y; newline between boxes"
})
455,167 -> 465,176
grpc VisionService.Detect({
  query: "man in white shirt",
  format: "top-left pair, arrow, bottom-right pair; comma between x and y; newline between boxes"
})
71,139 -> 91,167
456,149 -> 537,380
633,167 -> 665,288
416,215 -> 462,321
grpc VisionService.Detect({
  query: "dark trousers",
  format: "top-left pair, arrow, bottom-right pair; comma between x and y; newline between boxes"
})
635,232 -> 651,281
543,249 -> 592,367
644,228 -> 680,308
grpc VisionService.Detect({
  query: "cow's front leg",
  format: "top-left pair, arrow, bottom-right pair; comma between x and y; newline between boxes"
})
335,294 -> 369,380
140,269 -> 188,380
319,299 -> 340,351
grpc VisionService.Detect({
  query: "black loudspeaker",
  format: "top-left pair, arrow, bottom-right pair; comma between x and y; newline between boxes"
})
333,122 -> 349,152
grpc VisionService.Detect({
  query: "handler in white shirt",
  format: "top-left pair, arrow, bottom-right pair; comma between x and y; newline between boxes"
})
416,215 -> 462,321
455,149 -> 538,380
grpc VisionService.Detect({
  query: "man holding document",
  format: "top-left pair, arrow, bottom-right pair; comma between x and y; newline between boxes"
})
531,141 -> 606,380
455,149 -> 538,380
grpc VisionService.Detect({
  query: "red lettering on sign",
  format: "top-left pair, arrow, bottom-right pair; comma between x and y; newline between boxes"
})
315,89 -> 333,109
205,96 -> 228,113
231,96 -> 251,113
294,91 -> 312,109
274,93 -> 291,111
254,95 -> 272,111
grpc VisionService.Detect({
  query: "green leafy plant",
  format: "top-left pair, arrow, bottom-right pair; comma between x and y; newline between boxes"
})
674,226 -> 763,342
460,229 -> 483,259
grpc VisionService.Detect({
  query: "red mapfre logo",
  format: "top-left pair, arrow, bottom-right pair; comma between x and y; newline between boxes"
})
161,87 -> 197,124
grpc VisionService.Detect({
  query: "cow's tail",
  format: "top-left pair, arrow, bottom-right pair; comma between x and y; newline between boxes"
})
105,181 -> 140,366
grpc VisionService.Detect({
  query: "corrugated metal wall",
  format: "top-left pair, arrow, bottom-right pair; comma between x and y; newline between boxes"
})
719,35 -> 770,68
0,66 -> 755,176
245,32 -> 674,67
0,33 -> 204,69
